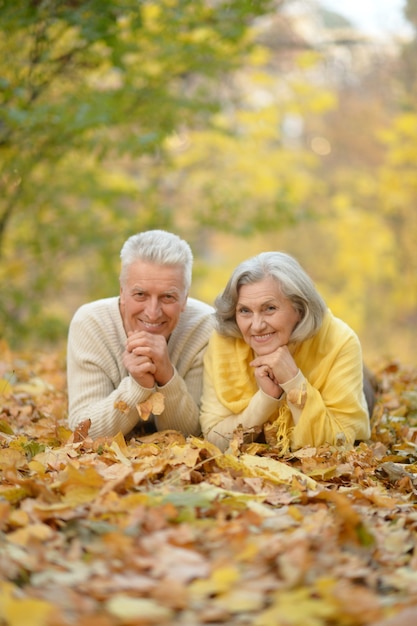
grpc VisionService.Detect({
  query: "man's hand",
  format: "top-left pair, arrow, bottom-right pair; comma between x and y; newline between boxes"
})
125,331 -> 174,387
122,349 -> 156,388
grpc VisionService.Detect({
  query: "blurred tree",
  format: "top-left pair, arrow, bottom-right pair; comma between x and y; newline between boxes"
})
402,0 -> 417,102
2,0 -> 415,366
0,0 -> 278,344
187,2 -> 417,365
165,52 -> 336,256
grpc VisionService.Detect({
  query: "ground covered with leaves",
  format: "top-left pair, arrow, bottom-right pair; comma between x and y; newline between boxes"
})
1,342 -> 417,626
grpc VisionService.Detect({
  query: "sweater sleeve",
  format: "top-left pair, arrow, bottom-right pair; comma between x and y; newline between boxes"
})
154,348 -> 204,437
67,298 -> 215,440
151,302 -> 215,438
200,342 -> 281,451
290,332 -> 371,450
67,306 -> 155,439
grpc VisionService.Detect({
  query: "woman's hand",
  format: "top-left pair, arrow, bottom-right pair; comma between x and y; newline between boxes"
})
253,364 -> 283,398
251,345 -> 298,388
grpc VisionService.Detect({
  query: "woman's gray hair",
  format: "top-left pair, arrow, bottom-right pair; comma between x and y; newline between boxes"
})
215,251 -> 327,343
119,230 -> 193,293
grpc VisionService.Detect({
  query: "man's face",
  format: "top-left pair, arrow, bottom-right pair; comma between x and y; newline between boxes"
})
120,261 -> 188,340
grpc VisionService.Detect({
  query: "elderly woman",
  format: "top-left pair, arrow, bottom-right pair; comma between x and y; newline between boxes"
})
200,252 -> 372,453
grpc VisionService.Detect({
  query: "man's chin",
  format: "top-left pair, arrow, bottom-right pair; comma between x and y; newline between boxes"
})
139,323 -> 171,338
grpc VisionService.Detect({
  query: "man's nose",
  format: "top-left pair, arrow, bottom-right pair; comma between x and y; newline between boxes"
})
145,297 -> 161,319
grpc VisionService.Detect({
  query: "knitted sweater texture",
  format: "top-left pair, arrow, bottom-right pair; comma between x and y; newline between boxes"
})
200,310 -> 370,452
67,296 -> 215,439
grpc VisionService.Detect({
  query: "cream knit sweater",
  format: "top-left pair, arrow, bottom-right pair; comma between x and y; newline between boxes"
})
67,296 -> 215,439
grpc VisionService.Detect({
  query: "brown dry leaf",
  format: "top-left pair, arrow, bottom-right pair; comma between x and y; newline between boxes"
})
0,447 -> 27,470
1,347 -> 417,626
7,522 -> 55,546
57,463 -> 104,506
320,578 -> 383,622
134,429 -> 186,447
371,605 -> 417,626
33,446 -> 79,471
167,443 -> 201,468
99,462 -> 133,494
136,391 -> 165,421
316,490 -> 375,545
71,418 -> 91,442
150,543 -> 210,583
114,399 -> 130,414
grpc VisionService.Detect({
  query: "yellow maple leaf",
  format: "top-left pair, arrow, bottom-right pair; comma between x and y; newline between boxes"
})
7,522 -> 54,547
240,453 -> 318,489
0,379 -> 12,396
106,595 -> 174,622
189,565 -> 240,599
0,448 -> 26,470
136,391 -> 165,421
0,582 -> 54,626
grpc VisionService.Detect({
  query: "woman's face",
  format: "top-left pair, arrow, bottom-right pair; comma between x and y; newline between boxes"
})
235,276 -> 301,355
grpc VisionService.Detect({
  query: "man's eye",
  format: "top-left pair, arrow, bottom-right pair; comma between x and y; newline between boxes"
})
162,295 -> 176,303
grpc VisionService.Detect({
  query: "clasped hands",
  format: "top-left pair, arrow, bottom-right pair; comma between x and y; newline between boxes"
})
250,344 -> 298,399
123,331 -> 174,388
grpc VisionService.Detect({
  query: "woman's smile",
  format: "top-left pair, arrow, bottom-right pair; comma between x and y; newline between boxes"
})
236,276 -> 301,355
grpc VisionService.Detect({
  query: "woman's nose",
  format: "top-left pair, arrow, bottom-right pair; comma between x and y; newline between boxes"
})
251,313 -> 266,330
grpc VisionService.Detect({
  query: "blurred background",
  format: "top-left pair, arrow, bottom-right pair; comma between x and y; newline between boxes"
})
1,0 -> 416,366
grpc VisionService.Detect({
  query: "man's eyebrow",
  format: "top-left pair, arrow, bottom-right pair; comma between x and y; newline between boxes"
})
130,286 -> 181,295
163,289 -> 181,296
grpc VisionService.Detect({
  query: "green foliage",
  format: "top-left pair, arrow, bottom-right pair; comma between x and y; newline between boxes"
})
1,0 -> 416,367
0,0 -> 276,345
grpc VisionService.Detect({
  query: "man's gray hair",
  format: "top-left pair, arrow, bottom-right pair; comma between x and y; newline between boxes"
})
215,251 -> 327,343
119,230 -> 193,293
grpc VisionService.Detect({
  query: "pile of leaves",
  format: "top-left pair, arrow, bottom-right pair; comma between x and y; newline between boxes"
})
1,341 -> 417,626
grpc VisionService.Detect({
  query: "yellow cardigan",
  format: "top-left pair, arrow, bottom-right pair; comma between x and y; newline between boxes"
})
200,310 -> 370,453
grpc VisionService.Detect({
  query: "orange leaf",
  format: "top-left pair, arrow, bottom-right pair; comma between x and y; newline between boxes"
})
72,419 -> 91,442
114,400 -> 130,414
136,392 -> 165,421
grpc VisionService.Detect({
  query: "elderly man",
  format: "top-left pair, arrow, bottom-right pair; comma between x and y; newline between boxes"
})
67,230 -> 215,439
